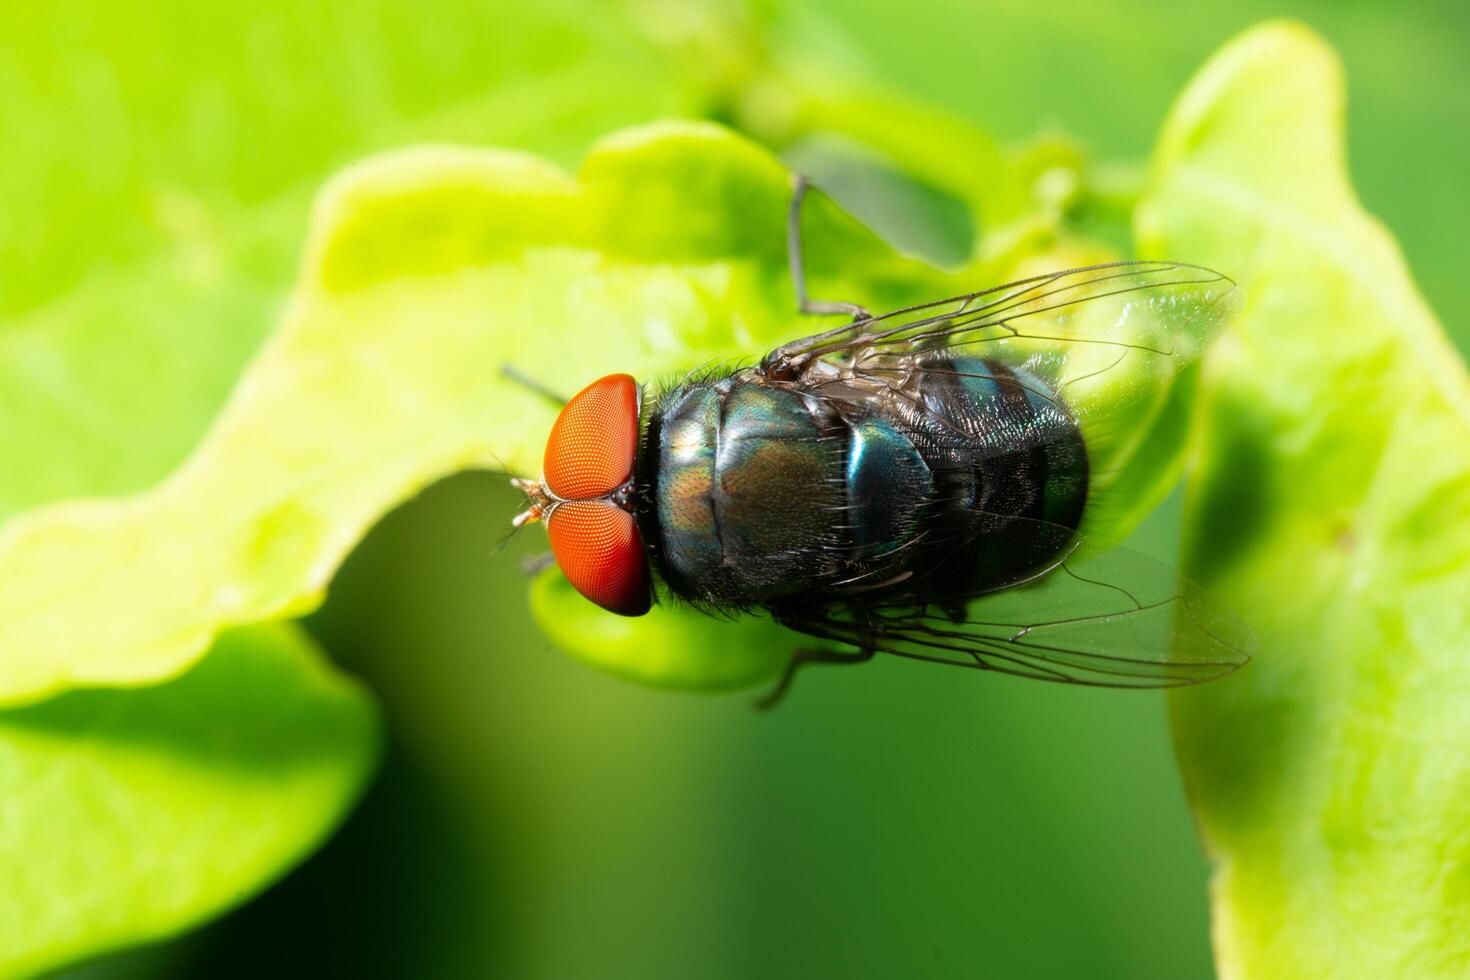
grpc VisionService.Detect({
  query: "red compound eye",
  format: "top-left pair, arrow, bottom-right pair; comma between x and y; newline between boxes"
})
546,501 -> 651,616
544,374 -> 639,500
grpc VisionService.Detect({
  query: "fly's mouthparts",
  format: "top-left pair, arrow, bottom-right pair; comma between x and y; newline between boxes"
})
511,476 -> 551,528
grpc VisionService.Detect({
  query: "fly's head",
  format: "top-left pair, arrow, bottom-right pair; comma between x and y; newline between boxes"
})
513,373 -> 652,617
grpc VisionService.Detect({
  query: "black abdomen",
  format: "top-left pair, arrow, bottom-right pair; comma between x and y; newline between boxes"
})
890,355 -> 1088,603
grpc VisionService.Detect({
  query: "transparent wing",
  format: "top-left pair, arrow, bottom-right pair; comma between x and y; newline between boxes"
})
777,541 -> 1253,689
761,260 -> 1239,428
764,260 -> 1237,372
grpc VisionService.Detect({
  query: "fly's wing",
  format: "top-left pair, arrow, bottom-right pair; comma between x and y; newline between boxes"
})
762,261 -> 1239,547
776,540 -> 1253,689
760,261 -> 1248,685
764,261 -> 1236,383
762,260 -> 1237,433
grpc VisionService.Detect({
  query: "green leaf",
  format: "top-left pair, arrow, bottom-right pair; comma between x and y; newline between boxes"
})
1139,22 -> 1470,977
0,622 -> 379,979
0,0 -> 682,523
530,567 -> 792,691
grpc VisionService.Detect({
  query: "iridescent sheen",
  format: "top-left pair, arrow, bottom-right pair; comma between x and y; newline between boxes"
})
653,380 -> 845,603
845,416 -> 932,562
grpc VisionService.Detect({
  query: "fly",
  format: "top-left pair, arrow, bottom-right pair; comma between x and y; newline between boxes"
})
511,177 -> 1252,706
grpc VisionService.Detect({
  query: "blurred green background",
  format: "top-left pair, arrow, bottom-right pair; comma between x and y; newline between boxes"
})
13,1 -> 1464,977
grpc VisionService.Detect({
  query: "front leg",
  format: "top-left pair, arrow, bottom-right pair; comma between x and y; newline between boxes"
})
786,175 -> 871,321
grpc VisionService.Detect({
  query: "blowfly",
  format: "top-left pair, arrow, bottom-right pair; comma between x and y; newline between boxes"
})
511,177 -> 1252,705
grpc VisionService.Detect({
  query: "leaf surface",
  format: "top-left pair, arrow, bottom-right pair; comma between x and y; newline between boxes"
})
0,623 -> 378,979
1139,22 -> 1470,978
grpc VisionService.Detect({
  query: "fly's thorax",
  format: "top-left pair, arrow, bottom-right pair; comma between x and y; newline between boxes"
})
644,373 -> 848,605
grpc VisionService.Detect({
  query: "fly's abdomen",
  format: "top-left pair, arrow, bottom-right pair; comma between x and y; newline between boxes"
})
924,355 -> 1087,526
901,354 -> 1089,599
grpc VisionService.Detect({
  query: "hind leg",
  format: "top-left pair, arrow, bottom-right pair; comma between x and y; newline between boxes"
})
754,644 -> 876,711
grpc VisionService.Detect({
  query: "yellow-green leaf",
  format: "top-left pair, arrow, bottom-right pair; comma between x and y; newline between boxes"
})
1139,22 -> 1470,977
0,1 -> 682,524
529,567 -> 792,691
0,622 -> 378,979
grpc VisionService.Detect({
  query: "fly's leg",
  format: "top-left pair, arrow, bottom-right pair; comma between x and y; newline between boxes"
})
787,175 -> 870,321
501,364 -> 568,408
521,552 -> 556,576
754,644 -> 876,711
